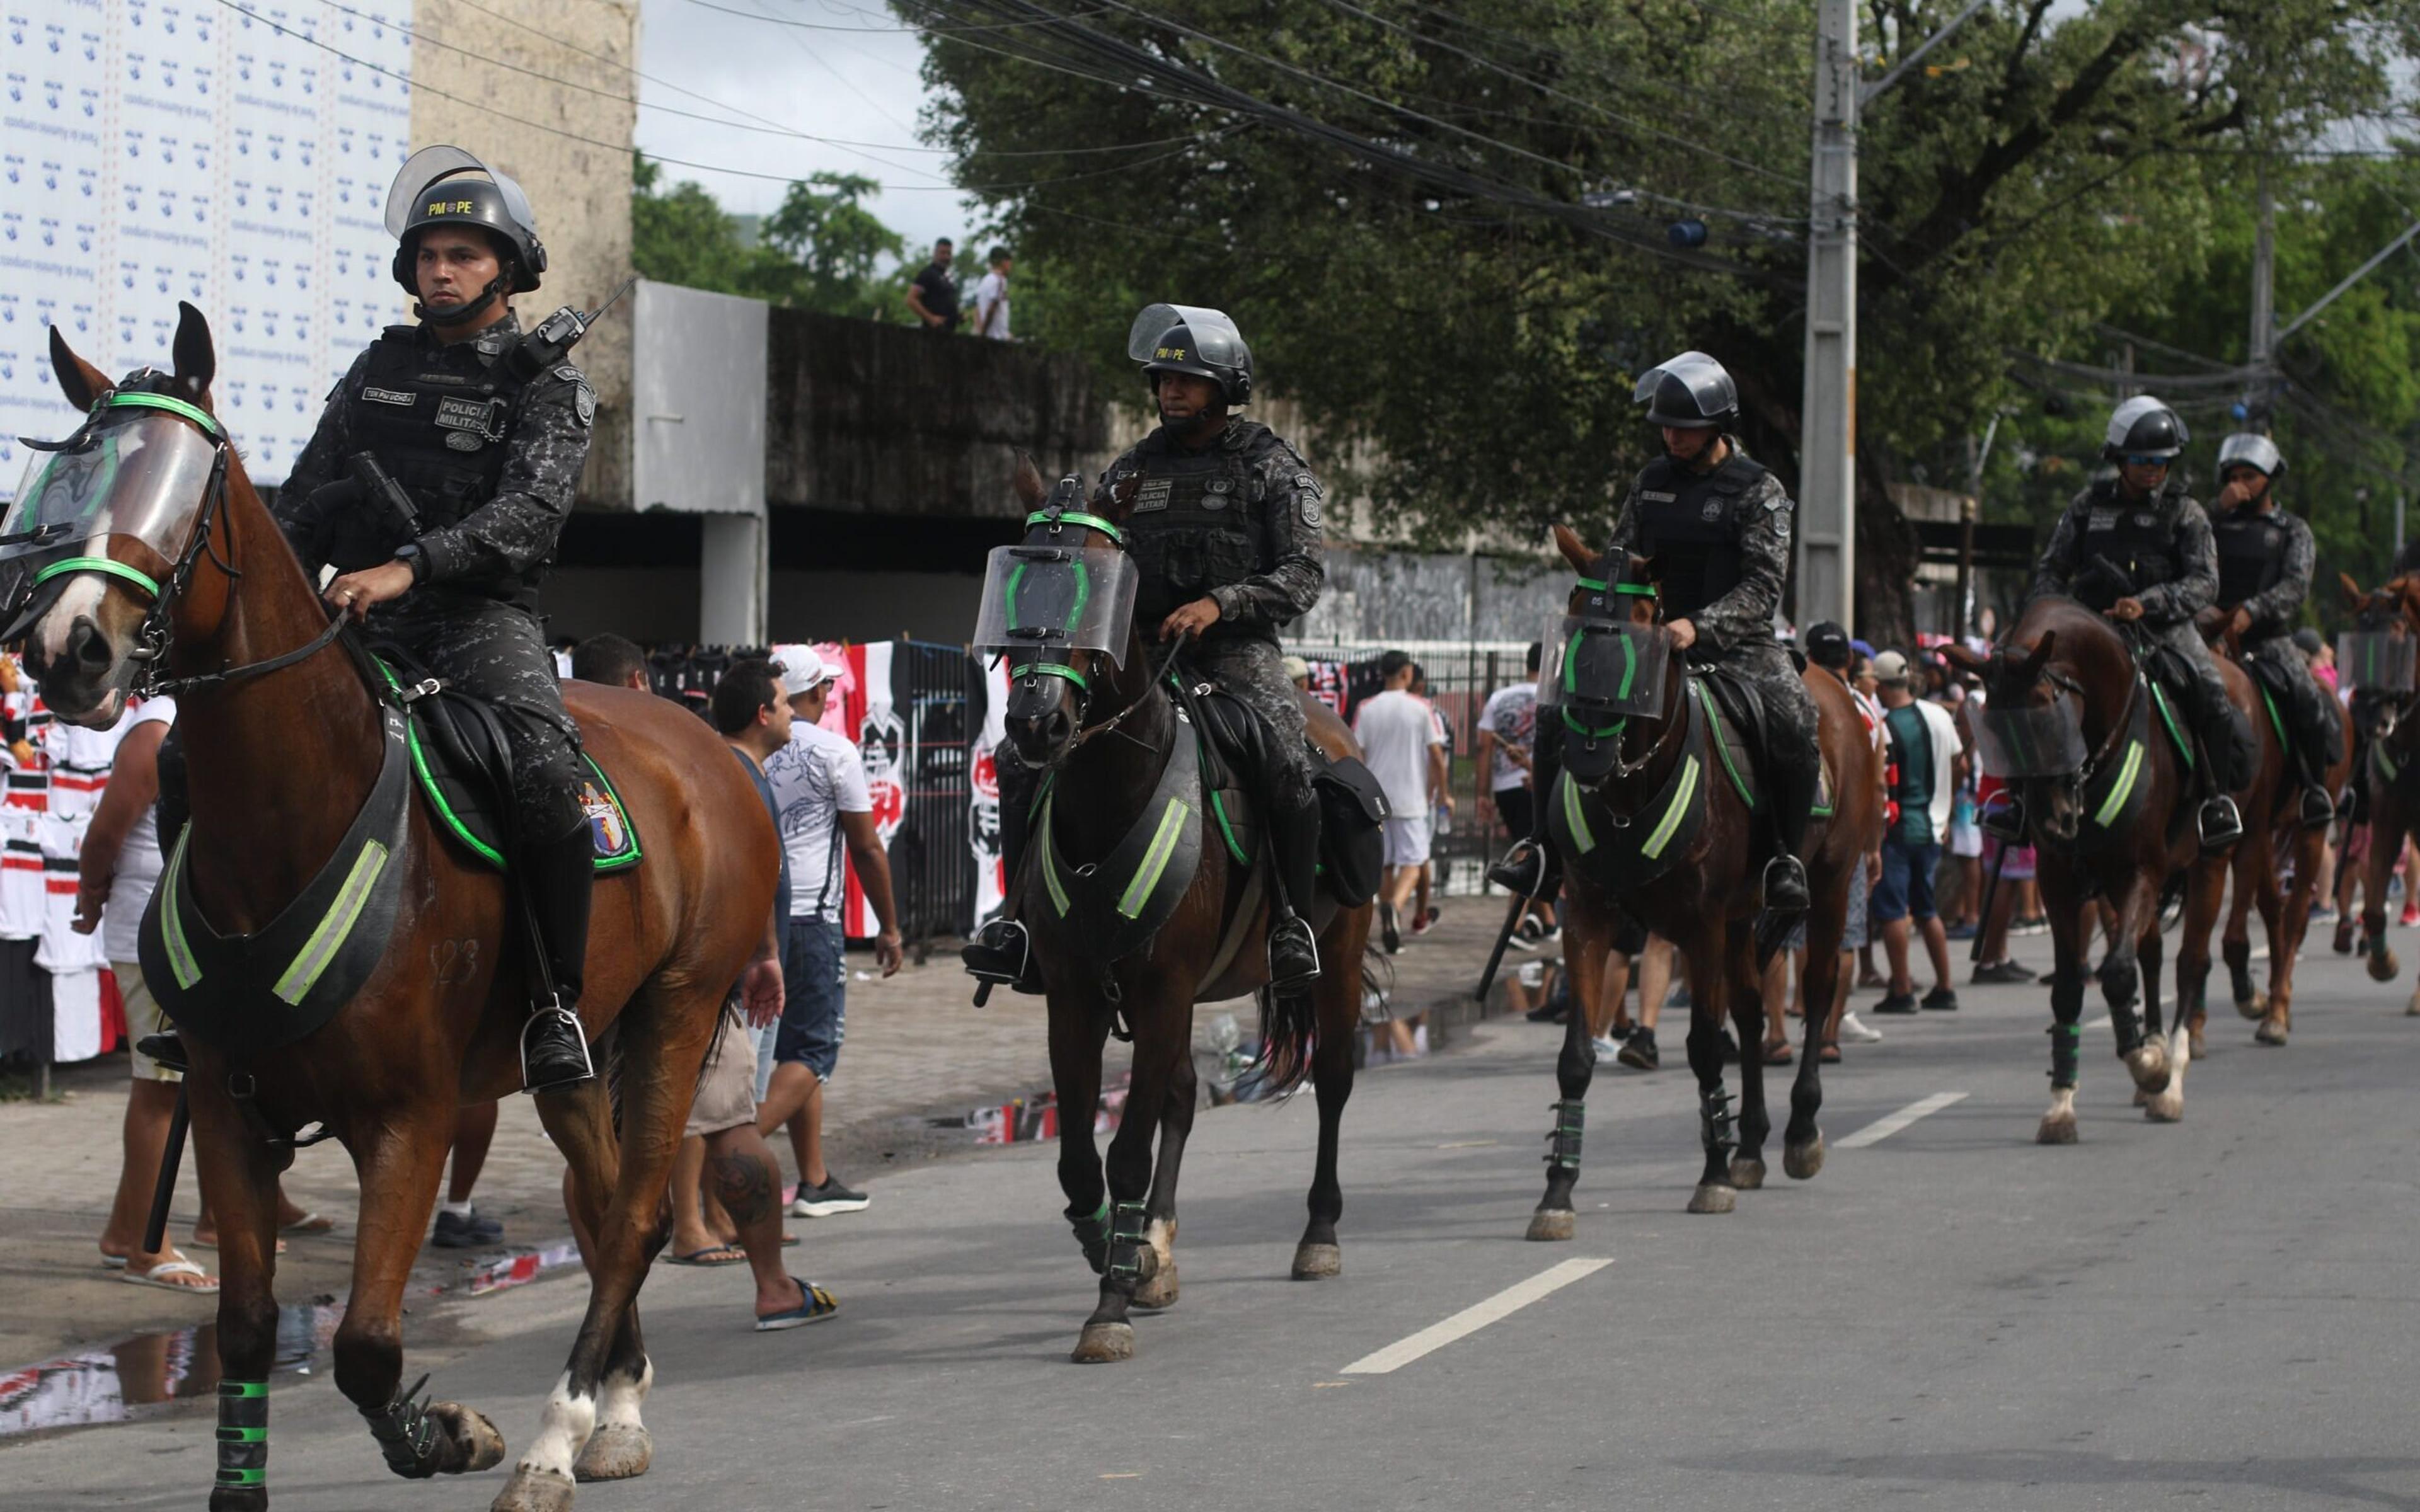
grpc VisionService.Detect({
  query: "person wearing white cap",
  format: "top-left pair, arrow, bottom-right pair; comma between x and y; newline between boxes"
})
757,646 -> 902,1218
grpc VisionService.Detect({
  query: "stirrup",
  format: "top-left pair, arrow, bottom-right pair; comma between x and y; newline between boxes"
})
961,917 -> 1031,983
1268,914 -> 1322,987
2196,797 -> 2244,850
1762,854 -> 1811,913
519,1002 -> 595,1092
2298,786 -> 2336,828
135,1030 -> 190,1075
1488,840 -> 1548,898
1981,797 -> 2027,843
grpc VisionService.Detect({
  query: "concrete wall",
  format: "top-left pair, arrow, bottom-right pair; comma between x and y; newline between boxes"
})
1295,544 -> 1567,647
408,0 -> 637,508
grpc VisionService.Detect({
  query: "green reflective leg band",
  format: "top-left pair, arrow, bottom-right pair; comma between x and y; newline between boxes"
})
217,1380 -> 267,1488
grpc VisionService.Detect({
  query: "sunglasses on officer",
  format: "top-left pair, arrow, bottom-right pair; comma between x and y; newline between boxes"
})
2120,454 -> 2172,469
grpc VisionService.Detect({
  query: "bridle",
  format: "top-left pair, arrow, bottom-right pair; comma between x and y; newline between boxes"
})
1561,562 -> 1682,783
10,383 -> 346,700
999,500 -> 1183,762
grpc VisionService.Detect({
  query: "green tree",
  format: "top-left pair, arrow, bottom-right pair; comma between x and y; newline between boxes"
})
632,154 -> 916,322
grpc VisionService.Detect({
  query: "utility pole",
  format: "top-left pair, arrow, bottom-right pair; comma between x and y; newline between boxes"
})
2247,156 -> 2275,427
1797,0 -> 1858,633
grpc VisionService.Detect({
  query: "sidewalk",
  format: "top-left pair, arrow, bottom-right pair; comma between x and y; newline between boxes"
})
0,894 -> 1504,1373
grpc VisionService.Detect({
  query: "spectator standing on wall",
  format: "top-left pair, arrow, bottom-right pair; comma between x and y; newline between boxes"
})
906,238 -> 961,332
759,646 -> 904,1218
1354,650 -> 1448,956
971,247 -> 1013,340
1870,651 -> 1965,1015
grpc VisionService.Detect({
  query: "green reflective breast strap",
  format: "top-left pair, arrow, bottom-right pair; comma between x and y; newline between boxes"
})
1642,755 -> 1702,860
159,829 -> 202,990
1118,799 -> 1191,919
1559,770 -> 1596,854
1039,796 -> 1072,917
2092,740 -> 2145,828
272,840 -> 391,1004
31,556 -> 162,598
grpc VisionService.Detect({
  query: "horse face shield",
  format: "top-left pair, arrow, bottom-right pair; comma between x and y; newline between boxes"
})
1974,701 -> 2087,781
975,510 -> 1136,767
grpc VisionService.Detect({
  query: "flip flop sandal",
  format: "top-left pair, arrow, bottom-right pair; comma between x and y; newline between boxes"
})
188,1237 -> 287,1256
1819,1041 -> 1842,1064
100,1252 -> 129,1270
120,1252 -> 219,1294
754,1278 -> 839,1332
669,1246 -> 747,1267
1761,1038 -> 1794,1065
280,1212 -> 336,1235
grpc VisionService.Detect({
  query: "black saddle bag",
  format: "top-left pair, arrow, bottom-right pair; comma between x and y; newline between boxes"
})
1313,755 -> 1388,907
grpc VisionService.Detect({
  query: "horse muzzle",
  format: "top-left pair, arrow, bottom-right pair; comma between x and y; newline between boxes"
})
1005,706 -> 1075,770
21,609 -> 137,728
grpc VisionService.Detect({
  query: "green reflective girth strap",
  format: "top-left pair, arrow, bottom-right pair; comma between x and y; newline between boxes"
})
30,555 -> 162,598
217,1379 -> 267,1489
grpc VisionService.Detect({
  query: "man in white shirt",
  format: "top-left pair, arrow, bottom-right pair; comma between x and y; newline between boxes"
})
759,646 -> 903,1218
1352,651 -> 1448,954
971,246 -> 1013,340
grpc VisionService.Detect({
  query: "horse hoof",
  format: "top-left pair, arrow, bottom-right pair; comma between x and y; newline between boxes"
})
1525,1210 -> 1576,1242
2036,1113 -> 2078,1145
1783,1136 -> 1825,1181
572,1423 -> 652,1483
2144,1087 -> 2184,1123
2254,1019 -> 2288,1046
2124,1044 -> 2172,1094
1071,1322 -> 1136,1363
2370,951 -> 2399,983
1728,1157 -> 1766,1190
2187,1028 -> 2208,1062
428,1401 -> 507,1475
490,1465 -> 577,1512
1132,1261 -> 1180,1309
2131,1086 -> 2150,1108
2235,992 -> 2264,1021
1291,1242 -> 1344,1278
1686,1183 -> 1737,1215
209,1487 -> 268,1512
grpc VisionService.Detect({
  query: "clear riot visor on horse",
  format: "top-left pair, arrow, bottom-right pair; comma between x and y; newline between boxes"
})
1973,700 -> 2089,778
0,392 -> 223,617
2338,631 -> 2418,694
972,544 -> 1139,668
1538,614 -> 1669,716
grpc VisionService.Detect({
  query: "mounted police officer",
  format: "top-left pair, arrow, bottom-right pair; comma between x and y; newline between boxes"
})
272,146 -> 600,1092
1490,350 -> 1820,915
2208,433 -> 2336,825
2026,396 -> 2256,849
961,304 -> 1327,993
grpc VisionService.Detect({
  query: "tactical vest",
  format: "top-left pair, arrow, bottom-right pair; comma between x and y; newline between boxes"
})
1124,430 -> 1276,643
342,327 -> 531,589
1632,451 -> 1765,622
2073,481 -> 2182,612
2211,509 -> 2286,610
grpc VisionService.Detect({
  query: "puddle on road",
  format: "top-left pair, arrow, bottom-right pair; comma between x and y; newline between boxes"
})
926,1080 -> 1131,1145
0,1300 -> 342,1439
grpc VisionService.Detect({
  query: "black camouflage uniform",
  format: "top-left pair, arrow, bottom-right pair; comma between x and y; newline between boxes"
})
276,312 -> 594,840
2027,479 -> 2257,793
2210,445 -> 2338,816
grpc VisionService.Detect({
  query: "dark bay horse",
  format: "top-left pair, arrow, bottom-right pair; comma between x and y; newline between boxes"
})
17,307 -> 771,1512
991,459 -> 1374,1364
2172,614 -> 2351,1051
1526,528 -> 1880,1232
1947,596 -> 2259,1137
2337,571 -> 2420,1013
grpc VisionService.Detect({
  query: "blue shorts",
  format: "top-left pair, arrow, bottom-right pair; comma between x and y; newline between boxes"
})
772,919 -> 846,1082
1872,839 -> 1941,924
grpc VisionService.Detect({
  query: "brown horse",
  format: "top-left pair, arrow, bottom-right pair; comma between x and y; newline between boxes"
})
15,307 -> 771,1512
1526,529 -> 1881,1230
2338,571 -> 2420,1012
992,459 -> 1374,1363
2171,614 -> 2351,1051
1946,596 -> 2259,1137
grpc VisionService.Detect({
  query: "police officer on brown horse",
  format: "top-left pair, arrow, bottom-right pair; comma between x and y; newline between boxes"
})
964,304 -> 1327,992
1492,350 -> 1821,915
2208,433 -> 2336,826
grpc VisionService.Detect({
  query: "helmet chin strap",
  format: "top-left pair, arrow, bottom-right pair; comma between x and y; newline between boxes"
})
1161,403 -> 1227,442
416,275 -> 508,327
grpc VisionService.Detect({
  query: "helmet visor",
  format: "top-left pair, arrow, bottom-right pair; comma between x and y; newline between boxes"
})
0,398 -> 221,610
386,146 -> 538,238
1128,302 -> 1241,364
1632,350 -> 1733,422
1973,700 -> 2088,778
1538,614 -> 1669,717
2337,631 -> 2417,694
972,545 -> 1139,668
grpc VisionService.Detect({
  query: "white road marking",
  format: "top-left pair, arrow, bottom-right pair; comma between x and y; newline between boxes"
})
1836,1092 -> 1969,1150
1339,1258 -> 1611,1375
2079,1016 -> 2108,1033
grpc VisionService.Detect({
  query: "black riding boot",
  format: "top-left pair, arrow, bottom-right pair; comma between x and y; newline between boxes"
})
2196,703 -> 2249,850
961,754 -> 1044,993
1266,786 -> 1323,988
2293,745 -> 2336,828
519,820 -> 596,1092
1762,745 -> 1818,915
1488,723 -> 1564,898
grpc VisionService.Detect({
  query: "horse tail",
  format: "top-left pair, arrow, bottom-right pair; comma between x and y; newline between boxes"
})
1250,950 -> 1391,1096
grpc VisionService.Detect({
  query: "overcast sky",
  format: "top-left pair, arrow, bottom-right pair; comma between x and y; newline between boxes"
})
633,0 -> 971,260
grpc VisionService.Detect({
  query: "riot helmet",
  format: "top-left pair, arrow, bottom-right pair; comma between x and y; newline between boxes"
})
386,146 -> 549,324
1633,350 -> 1738,430
1128,303 -> 1252,406
2101,396 -> 2188,462
2216,432 -> 2285,481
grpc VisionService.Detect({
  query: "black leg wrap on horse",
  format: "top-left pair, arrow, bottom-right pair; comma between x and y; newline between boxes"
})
216,1380 -> 268,1498
2048,1020 -> 2082,1089
1543,1099 -> 1585,1172
1698,1085 -> 1737,1162
1068,1199 -> 1110,1275
361,1374 -> 442,1480
1103,1200 -> 1150,1285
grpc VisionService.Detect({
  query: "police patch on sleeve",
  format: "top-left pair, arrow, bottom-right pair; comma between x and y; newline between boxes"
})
573,385 -> 596,428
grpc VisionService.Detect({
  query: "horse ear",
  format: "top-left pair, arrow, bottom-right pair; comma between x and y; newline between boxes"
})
1550,524 -> 1593,573
47,326 -> 110,412
2015,631 -> 2056,680
1011,452 -> 1046,510
2342,571 -> 2369,609
1939,643 -> 1990,673
172,302 -> 216,403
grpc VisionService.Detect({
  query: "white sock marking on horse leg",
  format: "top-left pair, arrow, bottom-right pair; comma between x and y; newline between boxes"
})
518,1372 -> 595,1479
593,1358 -> 652,1433
1145,1218 -> 1175,1274
2044,1086 -> 2077,1125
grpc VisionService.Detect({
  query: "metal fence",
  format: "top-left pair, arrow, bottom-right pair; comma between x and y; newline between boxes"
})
890,639 -> 978,948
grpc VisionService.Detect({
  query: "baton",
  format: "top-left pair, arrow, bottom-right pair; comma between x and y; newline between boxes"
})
1970,816 -> 2013,964
1473,886 -> 1531,1003
142,1082 -> 190,1257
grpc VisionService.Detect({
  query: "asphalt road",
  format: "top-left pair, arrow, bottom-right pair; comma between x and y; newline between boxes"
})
10,930 -> 2420,1511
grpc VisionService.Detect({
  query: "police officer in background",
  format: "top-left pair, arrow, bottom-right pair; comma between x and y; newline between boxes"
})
1491,350 -> 1821,914
274,147 -> 600,1091
2207,433 -> 2337,825
2027,396 -> 2256,849
962,304 -> 1327,993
